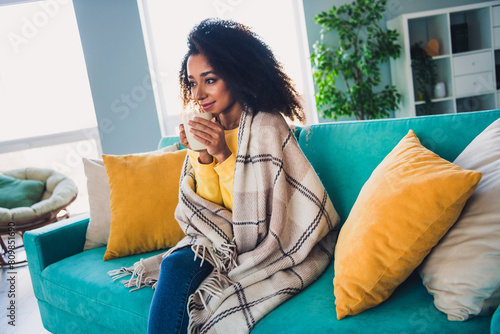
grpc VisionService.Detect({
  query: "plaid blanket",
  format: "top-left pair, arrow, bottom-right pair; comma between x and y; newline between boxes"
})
110,109 -> 340,333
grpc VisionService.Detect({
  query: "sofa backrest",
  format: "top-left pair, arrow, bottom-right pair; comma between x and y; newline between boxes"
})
158,110 -> 500,224
299,109 -> 500,224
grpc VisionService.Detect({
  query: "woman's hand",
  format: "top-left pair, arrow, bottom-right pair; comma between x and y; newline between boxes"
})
179,123 -> 192,150
189,117 -> 232,164
179,122 -> 214,165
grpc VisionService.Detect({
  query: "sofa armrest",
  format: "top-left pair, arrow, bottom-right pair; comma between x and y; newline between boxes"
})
24,213 -> 90,300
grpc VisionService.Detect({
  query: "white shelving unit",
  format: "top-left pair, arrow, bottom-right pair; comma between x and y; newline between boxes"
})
387,1 -> 500,117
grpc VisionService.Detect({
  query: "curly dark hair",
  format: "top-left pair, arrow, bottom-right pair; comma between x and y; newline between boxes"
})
179,18 -> 304,123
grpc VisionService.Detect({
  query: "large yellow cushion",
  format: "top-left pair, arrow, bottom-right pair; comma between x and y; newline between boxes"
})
102,150 -> 187,261
333,130 -> 482,320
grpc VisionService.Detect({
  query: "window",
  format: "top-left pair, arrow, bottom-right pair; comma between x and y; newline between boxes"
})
139,0 -> 317,136
0,0 -> 100,214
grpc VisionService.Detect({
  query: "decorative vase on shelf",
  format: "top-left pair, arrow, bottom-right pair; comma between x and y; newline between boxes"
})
423,39 -> 440,57
434,82 -> 446,99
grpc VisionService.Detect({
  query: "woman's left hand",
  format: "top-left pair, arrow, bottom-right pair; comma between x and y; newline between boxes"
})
189,117 -> 232,163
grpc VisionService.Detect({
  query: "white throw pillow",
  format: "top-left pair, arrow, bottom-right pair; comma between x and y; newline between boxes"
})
82,143 -> 180,251
420,117 -> 500,321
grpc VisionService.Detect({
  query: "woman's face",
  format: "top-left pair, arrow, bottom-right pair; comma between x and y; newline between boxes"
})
187,54 -> 240,117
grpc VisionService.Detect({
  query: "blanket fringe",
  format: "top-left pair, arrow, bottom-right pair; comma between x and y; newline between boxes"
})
187,276 -> 224,334
185,242 -> 239,333
125,259 -> 146,289
188,315 -> 198,334
107,241 -> 237,295
108,267 -> 133,281
108,260 -> 149,291
191,242 -> 237,287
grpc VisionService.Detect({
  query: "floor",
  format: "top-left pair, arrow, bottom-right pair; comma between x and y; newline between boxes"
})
1,234 -> 50,334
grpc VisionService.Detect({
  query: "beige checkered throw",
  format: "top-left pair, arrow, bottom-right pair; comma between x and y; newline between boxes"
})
110,109 -> 340,333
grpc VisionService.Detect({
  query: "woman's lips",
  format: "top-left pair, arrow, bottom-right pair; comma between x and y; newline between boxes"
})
202,102 -> 215,110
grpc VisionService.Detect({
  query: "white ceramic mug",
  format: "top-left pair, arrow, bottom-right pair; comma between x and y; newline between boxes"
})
182,112 -> 213,151
434,82 -> 446,98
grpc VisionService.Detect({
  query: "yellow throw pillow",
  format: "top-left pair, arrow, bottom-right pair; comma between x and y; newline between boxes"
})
102,149 -> 187,261
333,130 -> 482,320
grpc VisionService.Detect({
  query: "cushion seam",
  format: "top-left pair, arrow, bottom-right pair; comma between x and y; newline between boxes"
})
40,276 -> 148,319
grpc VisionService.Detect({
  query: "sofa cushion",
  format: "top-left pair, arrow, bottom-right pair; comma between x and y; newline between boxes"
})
333,130 -> 481,319
102,149 -> 187,260
0,173 -> 45,209
420,117 -> 500,321
38,300 -> 124,334
253,262 -> 491,333
82,158 -> 112,250
82,143 -> 180,251
41,247 -> 163,332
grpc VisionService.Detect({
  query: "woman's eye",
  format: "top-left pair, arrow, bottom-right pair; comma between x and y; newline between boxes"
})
189,81 -> 197,87
206,78 -> 216,84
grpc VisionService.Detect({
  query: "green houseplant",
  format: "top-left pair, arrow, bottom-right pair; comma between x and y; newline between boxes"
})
311,0 -> 401,120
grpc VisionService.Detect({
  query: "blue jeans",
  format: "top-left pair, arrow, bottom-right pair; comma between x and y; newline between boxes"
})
148,247 -> 213,334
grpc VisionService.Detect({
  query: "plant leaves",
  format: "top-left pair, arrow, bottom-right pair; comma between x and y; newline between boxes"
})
311,0 -> 400,120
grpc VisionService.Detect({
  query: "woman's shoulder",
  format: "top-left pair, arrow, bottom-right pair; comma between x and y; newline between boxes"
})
252,111 -> 290,134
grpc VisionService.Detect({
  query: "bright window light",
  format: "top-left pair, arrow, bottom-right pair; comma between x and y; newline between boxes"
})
0,0 -> 97,142
139,0 -> 316,135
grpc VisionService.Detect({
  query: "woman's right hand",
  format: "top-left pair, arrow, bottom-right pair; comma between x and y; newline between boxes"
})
179,122 -> 214,165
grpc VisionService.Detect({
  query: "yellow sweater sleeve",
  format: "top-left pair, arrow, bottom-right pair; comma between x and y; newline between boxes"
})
188,127 -> 238,211
189,150 -> 223,207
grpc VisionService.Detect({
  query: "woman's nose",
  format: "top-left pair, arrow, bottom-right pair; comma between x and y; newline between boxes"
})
193,85 -> 206,101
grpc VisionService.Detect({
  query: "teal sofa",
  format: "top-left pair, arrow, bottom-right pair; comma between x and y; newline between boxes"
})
25,110 -> 500,333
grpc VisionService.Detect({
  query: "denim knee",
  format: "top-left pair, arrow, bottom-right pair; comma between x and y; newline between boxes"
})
148,247 -> 213,334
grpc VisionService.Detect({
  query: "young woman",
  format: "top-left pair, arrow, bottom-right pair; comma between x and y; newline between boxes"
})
145,18 -> 340,334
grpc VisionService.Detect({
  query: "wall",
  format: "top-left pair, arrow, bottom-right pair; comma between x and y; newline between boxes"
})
302,0 -> 488,120
73,0 -> 161,155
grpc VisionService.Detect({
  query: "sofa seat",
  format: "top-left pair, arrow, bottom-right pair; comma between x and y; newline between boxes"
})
40,247 -> 164,333
254,262 -> 491,333
39,243 -> 491,334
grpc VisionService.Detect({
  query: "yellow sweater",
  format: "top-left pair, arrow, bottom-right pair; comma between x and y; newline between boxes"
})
188,127 -> 238,211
